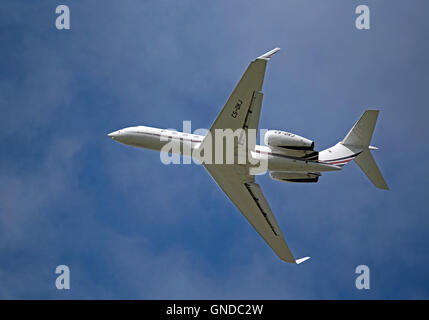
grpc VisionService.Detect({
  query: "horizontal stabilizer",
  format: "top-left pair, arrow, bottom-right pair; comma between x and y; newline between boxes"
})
355,149 -> 389,190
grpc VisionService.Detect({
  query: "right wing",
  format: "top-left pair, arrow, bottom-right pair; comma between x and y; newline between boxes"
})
204,163 -> 310,264
199,48 -> 279,157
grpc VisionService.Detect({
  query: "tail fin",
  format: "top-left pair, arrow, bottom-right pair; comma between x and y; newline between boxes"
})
342,110 -> 378,147
320,110 -> 389,190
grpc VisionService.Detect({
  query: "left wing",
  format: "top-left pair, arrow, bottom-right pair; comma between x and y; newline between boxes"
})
204,163 -> 309,264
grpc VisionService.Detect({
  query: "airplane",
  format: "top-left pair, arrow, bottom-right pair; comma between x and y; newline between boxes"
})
108,48 -> 388,264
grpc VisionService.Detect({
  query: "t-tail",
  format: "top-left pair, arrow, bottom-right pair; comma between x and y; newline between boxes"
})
319,110 -> 389,190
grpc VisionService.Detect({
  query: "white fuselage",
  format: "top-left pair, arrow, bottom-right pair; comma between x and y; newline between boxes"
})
108,126 -> 341,173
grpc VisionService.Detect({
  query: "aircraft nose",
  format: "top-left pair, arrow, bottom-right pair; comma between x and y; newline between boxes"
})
108,130 -> 120,139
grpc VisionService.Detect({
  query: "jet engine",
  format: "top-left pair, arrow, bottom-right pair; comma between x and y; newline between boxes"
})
264,130 -> 314,151
270,171 -> 320,183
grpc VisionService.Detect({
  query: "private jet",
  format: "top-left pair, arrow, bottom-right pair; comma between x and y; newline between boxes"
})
108,48 -> 388,264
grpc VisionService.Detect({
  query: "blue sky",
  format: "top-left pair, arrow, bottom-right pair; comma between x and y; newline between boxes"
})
1,0 -> 428,299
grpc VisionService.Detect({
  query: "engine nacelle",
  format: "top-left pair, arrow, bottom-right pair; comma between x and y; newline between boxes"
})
270,172 -> 320,183
264,130 -> 314,151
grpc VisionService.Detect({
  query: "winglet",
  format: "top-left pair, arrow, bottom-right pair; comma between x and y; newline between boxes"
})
257,47 -> 280,60
295,256 -> 311,264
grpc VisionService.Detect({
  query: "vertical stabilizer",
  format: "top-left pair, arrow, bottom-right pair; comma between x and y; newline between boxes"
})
342,110 -> 379,147
320,110 -> 388,190
343,110 -> 388,190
